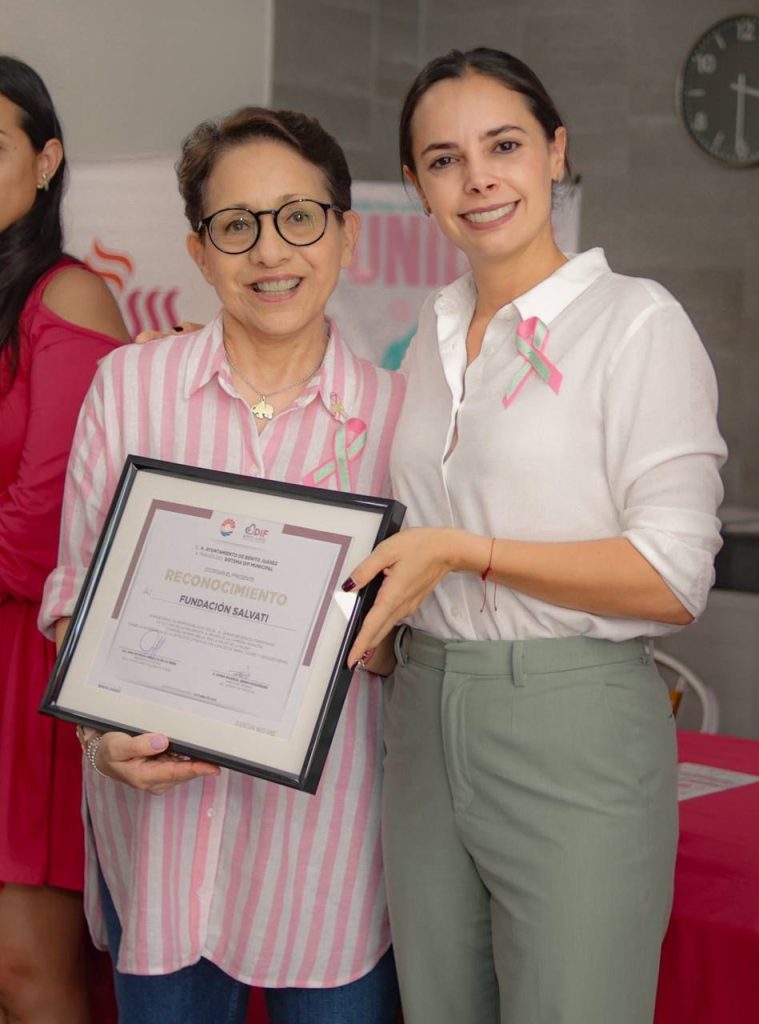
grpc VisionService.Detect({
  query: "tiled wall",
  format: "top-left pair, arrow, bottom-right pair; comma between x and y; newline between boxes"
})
272,0 -> 759,506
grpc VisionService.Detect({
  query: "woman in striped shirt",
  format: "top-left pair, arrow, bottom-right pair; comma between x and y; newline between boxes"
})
40,107 -> 404,1024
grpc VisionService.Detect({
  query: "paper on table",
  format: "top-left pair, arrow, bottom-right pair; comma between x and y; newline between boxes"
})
677,761 -> 759,801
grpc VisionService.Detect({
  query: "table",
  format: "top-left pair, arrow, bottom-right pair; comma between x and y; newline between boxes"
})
654,731 -> 759,1024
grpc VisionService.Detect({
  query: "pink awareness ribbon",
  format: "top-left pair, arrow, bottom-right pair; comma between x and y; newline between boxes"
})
502,316 -> 563,408
303,418 -> 368,491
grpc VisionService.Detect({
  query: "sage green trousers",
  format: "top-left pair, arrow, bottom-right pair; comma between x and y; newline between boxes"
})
382,628 -> 677,1024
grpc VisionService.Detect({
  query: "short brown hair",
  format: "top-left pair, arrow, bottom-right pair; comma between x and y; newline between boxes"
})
177,106 -> 352,231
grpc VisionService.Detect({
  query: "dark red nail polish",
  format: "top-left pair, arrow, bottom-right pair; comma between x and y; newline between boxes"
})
172,325 -> 184,333
341,577 -> 357,592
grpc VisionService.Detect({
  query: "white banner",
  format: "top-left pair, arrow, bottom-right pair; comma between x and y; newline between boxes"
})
64,157 -> 581,369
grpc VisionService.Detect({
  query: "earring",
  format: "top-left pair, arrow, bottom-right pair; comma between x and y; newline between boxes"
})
422,200 -> 431,218
37,172 -> 49,192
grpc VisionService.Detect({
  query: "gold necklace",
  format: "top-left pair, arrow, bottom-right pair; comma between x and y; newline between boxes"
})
223,343 -> 325,420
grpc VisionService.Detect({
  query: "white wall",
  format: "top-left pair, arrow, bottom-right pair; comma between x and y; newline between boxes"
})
1,0 -> 273,158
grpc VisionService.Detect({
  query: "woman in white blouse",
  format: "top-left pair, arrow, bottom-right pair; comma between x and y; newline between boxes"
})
346,48 -> 726,1024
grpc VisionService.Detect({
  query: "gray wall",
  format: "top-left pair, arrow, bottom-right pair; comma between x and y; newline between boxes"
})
272,0 -> 759,507
1,0 -> 273,159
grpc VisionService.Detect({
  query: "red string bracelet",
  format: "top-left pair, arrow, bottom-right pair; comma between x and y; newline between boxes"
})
480,536 -> 498,613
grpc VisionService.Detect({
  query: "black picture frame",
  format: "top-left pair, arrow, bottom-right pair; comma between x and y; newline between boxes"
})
41,455 -> 404,793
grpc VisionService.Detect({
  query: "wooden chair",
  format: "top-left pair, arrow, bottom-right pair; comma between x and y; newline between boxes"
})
653,649 -> 719,733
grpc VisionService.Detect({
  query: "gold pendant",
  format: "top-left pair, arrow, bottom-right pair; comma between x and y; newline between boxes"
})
251,397 -> 274,420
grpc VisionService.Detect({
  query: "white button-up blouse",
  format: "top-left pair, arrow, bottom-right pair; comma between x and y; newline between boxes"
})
390,248 -> 727,642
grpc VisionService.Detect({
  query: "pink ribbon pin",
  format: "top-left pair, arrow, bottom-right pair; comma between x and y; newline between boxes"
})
502,316 -> 563,408
303,418 -> 368,491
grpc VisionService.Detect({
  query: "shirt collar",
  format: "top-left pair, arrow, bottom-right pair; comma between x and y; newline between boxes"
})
432,247 -> 610,327
184,312 -> 360,424
184,311 -> 226,399
312,317 -> 362,423
512,247 -> 609,324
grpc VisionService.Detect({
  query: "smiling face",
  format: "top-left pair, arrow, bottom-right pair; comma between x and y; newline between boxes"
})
188,138 -> 359,349
0,92 -> 43,235
406,72 -> 567,284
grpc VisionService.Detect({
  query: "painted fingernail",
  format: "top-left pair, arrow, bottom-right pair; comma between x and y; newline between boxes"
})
150,735 -> 168,750
172,325 -> 184,333
341,577 -> 357,592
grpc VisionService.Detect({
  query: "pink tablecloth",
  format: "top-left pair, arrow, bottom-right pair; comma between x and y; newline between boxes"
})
655,731 -> 759,1024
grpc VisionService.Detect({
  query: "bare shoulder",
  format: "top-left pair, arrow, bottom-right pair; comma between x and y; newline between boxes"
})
42,266 -> 130,341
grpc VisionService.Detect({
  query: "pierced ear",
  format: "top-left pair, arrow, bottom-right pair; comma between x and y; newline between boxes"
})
36,138 -> 63,187
550,126 -> 568,183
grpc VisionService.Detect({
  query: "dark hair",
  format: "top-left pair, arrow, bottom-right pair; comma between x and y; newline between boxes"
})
399,47 -> 571,179
177,106 -> 352,233
0,56 -> 66,389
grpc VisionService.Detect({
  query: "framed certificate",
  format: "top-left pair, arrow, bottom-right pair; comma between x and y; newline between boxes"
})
41,456 -> 405,793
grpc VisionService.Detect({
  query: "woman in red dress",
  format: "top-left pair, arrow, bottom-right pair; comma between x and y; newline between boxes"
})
0,56 -> 129,1023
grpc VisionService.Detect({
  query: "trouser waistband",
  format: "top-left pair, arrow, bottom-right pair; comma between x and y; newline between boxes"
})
394,626 -> 652,683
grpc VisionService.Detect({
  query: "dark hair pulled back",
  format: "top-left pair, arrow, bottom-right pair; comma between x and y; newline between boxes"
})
399,47 -> 571,179
177,106 -> 352,233
0,55 -> 66,389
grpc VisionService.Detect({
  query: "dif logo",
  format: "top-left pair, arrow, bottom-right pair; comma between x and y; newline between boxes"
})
219,518 -> 236,538
245,523 -> 270,539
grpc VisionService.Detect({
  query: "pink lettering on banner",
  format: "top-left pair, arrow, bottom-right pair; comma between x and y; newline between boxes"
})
348,215 -> 382,284
348,213 -> 467,288
385,216 -> 420,286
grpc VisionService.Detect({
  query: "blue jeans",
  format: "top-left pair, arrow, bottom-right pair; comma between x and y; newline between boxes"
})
99,865 -> 400,1024
264,950 -> 399,1024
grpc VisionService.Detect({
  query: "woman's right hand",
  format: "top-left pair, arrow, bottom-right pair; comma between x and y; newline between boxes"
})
91,731 -> 220,795
134,321 -> 203,344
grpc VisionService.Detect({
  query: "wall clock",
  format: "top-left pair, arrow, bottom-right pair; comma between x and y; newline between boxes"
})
678,13 -> 759,166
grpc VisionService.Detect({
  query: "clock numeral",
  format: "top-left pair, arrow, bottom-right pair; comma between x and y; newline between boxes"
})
694,53 -> 717,74
736,138 -> 750,160
736,19 -> 756,42
712,131 -> 725,151
693,111 -> 708,132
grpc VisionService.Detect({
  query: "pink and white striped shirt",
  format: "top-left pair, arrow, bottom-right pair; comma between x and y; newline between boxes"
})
40,315 -> 405,986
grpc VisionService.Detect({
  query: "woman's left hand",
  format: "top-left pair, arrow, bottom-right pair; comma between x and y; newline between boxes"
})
345,527 -> 476,667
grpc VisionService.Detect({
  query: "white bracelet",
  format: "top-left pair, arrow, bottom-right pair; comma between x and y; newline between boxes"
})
76,723 -> 101,752
85,734 -> 109,778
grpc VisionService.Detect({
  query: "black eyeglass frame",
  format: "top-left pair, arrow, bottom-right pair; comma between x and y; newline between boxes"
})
197,198 -> 343,254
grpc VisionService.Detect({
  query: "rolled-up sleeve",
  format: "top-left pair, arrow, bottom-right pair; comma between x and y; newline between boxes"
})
604,300 -> 727,618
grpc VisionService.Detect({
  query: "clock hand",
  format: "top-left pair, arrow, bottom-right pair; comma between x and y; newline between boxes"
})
734,72 -> 748,157
729,78 -> 759,100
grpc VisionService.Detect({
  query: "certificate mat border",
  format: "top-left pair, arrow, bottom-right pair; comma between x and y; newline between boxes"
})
41,456 -> 405,793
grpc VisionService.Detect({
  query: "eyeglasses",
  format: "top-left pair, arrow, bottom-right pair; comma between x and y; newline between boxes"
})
198,198 -> 341,254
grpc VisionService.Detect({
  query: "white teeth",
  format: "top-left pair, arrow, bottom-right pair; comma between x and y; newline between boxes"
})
464,203 -> 516,223
253,278 -> 300,293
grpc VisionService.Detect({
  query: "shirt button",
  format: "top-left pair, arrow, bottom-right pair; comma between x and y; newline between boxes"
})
207,807 -> 215,818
